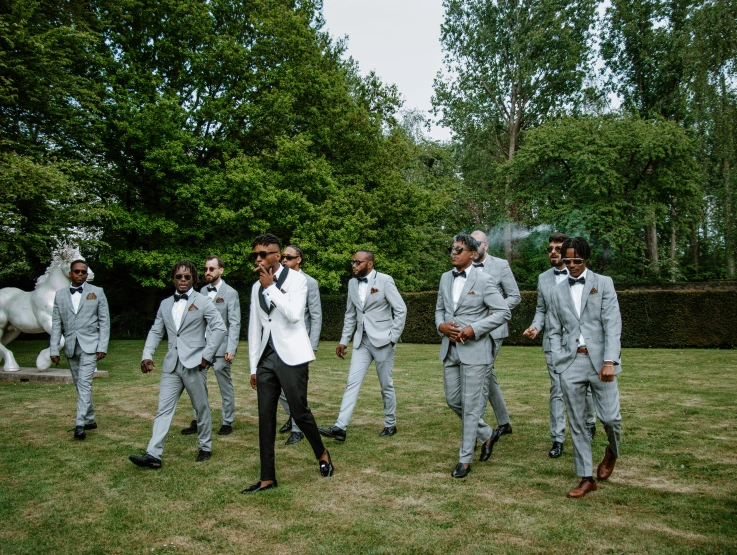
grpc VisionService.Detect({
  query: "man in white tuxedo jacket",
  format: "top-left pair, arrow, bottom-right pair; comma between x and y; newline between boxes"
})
470,230 -> 520,443
242,234 -> 332,495
129,261 -> 225,469
181,255 -> 241,437
318,250 -> 407,442
50,259 -> 110,440
548,237 -> 623,498
524,233 -> 596,459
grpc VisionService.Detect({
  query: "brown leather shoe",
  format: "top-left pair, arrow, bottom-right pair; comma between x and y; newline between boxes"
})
597,446 -> 617,480
567,478 -> 597,498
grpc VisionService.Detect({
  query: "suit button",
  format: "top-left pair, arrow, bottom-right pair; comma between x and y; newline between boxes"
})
177,334 -> 180,337
268,319 -> 272,322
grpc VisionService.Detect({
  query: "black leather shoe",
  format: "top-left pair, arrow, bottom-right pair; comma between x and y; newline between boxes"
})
479,437 -> 494,461
218,424 -> 233,436
451,462 -> 470,478
196,450 -> 211,462
379,426 -> 397,437
73,426 -> 86,440
279,417 -> 293,434
548,441 -> 564,458
496,423 -> 513,437
285,431 -> 304,445
83,421 -> 98,430
241,480 -> 278,494
318,425 -> 346,442
319,451 -> 334,477
181,420 -> 198,435
587,425 -> 596,441
129,453 -> 162,469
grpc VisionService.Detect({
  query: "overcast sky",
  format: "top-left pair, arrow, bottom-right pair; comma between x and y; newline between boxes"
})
322,0 -> 452,141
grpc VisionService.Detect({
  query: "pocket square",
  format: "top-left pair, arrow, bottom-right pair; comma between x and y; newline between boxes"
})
85,292 -> 97,300
371,288 -> 379,294
467,290 -> 476,295
215,297 -> 225,303
590,288 -> 598,295
188,304 -> 199,311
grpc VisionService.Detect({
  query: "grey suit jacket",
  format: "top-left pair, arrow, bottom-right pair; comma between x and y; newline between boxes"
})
142,291 -> 226,372
50,283 -> 110,358
200,281 -> 241,357
434,267 -> 512,365
530,268 -> 560,352
302,271 -> 322,351
548,270 -> 622,375
340,271 -> 407,349
475,255 -> 521,339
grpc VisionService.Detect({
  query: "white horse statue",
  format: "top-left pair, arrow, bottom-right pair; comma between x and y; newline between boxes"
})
0,246 -> 94,371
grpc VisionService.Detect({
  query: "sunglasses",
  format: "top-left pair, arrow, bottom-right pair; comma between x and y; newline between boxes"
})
174,273 -> 192,280
547,246 -> 562,253
71,269 -> 88,275
249,250 -> 280,261
562,258 -> 585,265
350,260 -> 365,266
204,266 -> 219,272
448,246 -> 470,255
282,255 -> 300,261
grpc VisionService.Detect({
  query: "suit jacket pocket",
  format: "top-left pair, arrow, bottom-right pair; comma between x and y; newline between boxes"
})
189,341 -> 206,349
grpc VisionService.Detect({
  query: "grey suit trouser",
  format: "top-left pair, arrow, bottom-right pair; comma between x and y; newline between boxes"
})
147,360 -> 212,459
335,333 -> 396,430
67,342 -> 97,427
545,352 -> 596,443
193,357 -> 235,425
560,353 -> 622,477
278,390 -> 302,433
482,339 -> 510,426
443,344 -> 495,464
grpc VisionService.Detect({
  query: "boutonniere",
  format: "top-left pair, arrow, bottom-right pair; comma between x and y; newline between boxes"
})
370,288 -> 379,294
590,288 -> 598,295
85,292 -> 97,300
215,297 -> 225,303
188,304 -> 199,311
467,290 -> 476,295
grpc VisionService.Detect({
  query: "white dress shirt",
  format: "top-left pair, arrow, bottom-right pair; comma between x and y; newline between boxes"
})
172,287 -> 194,331
70,282 -> 86,314
357,270 -> 375,307
554,267 -> 568,285
263,265 -> 284,306
206,278 -> 223,300
452,265 -> 471,310
568,268 -> 588,347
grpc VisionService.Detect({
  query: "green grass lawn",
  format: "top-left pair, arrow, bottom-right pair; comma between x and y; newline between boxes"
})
1,340 -> 736,554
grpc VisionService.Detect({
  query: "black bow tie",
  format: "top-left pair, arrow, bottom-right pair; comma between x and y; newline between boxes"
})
568,276 -> 585,286
207,286 -> 217,293
70,286 -> 83,294
554,269 -> 568,276
174,293 -> 189,302
357,277 -> 368,283
452,270 -> 467,279
473,263 -> 484,268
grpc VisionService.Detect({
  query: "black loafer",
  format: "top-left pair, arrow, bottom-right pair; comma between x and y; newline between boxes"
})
242,480 -> 278,494
379,426 -> 397,437
496,423 -> 513,437
548,441 -> 563,458
451,462 -> 470,478
181,420 -> 198,435
480,436 -> 495,461
196,450 -> 211,462
129,453 -> 162,469
318,425 -> 346,442
285,431 -> 304,445
73,426 -> 86,440
319,451 -> 334,477
218,424 -> 233,436
83,421 -> 98,430
279,417 -> 293,434
587,425 -> 596,441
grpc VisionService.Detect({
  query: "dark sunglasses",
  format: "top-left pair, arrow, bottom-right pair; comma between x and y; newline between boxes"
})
448,246 -> 470,255
71,269 -> 88,275
249,250 -> 280,261
562,258 -> 584,265
282,255 -> 300,261
174,273 -> 192,280
204,266 -> 219,272
350,260 -> 365,266
547,246 -> 562,253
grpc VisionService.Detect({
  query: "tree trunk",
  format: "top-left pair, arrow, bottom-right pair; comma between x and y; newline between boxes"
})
645,222 -> 660,275
669,204 -> 677,282
691,223 -> 699,277
725,158 -> 735,278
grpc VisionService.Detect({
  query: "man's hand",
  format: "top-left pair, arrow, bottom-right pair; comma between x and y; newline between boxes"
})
599,363 -> 615,382
439,322 -> 461,342
457,325 -> 475,342
250,374 -> 257,390
336,344 -> 348,359
96,352 -> 106,361
254,264 -> 275,289
141,359 -> 155,374
225,352 -> 235,363
50,356 -> 61,366
200,358 -> 210,369
522,326 -> 539,339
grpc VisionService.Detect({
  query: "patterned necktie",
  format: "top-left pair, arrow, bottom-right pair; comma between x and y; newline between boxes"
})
70,286 -> 83,294
174,293 -> 189,302
452,270 -> 467,279
568,276 -> 585,286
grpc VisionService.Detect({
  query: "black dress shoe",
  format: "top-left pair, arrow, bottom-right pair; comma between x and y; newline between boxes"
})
241,480 -> 278,494
83,421 -> 98,430
285,431 -> 304,445
479,437 -> 494,462
181,419 -> 198,435
129,453 -> 162,469
279,417 -> 293,434
196,450 -> 211,462
548,441 -> 564,458
318,425 -> 346,442
218,424 -> 233,435
496,423 -> 513,437
587,425 -> 596,441
451,462 -> 470,478
73,426 -> 86,440
319,451 -> 334,477
379,426 -> 397,437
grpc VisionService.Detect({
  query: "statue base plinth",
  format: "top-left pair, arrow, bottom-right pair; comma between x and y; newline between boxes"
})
0,368 -> 109,384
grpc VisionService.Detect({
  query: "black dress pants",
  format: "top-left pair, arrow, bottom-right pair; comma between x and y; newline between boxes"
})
257,344 -> 325,481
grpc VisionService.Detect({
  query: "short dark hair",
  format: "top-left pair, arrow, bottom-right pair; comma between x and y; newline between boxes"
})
561,237 -> 591,260
356,249 -> 374,262
170,260 -> 198,284
252,233 -> 281,249
70,259 -> 88,270
206,255 -> 224,268
549,232 -> 569,244
452,233 -> 480,252
285,244 -> 304,264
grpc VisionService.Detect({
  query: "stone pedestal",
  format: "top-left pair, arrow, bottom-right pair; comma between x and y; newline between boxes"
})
0,368 -> 109,384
